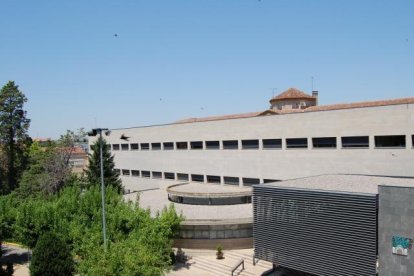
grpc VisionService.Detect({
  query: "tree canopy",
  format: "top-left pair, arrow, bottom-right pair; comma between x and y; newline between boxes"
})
85,137 -> 122,193
0,81 -> 30,193
30,232 -> 74,276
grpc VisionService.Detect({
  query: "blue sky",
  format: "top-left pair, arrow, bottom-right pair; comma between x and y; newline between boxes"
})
1,0 -> 413,138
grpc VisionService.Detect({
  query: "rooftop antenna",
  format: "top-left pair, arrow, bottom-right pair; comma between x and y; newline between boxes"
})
270,88 -> 278,97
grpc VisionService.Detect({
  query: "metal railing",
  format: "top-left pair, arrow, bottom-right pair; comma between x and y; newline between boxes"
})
231,258 -> 245,276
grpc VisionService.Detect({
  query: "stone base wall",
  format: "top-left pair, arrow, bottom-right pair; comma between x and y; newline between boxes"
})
174,237 -> 253,250
174,220 -> 253,249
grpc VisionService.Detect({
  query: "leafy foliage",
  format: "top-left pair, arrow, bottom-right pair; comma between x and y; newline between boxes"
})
16,141 -> 74,198
85,138 -> 122,193
1,184 -> 183,275
30,232 -> 74,276
0,81 -> 30,193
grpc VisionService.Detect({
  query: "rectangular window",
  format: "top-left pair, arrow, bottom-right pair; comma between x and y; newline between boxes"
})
207,175 -> 221,184
205,140 -> 220,149
164,172 -> 175,180
131,170 -> 140,177
151,143 -> 161,150
412,135 -> 414,148
191,174 -> 204,182
341,136 -> 369,148
263,179 -> 280,183
112,144 -> 120,151
375,135 -> 406,148
163,142 -> 174,150
114,169 -> 120,174
224,176 -> 239,185
223,140 -> 238,150
176,142 -> 188,150
263,139 -> 282,149
122,169 -> 130,176
242,139 -> 259,149
177,173 -> 189,181
286,138 -> 308,149
152,171 -> 162,179
190,141 -> 203,150
130,143 -> 139,150
242,177 -> 260,186
141,171 -> 151,178
121,144 -> 129,151
312,137 -> 337,148
140,143 -> 150,150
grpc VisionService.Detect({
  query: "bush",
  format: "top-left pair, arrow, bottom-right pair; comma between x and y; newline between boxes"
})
30,232 -> 74,276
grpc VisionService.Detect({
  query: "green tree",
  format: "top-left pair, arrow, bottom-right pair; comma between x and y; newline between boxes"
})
0,81 -> 30,193
85,138 -> 122,193
30,232 -> 74,276
16,141 -> 72,198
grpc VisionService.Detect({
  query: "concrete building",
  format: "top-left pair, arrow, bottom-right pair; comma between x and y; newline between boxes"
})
253,175 -> 414,276
89,88 -> 414,274
95,88 -> 414,192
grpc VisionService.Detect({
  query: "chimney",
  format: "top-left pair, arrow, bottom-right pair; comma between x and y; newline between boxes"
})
312,90 -> 318,106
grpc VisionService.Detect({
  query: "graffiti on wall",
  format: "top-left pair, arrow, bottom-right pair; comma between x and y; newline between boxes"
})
392,236 -> 412,256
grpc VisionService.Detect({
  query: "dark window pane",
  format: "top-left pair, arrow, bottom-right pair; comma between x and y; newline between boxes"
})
190,141 -> 203,149
242,139 -> 259,149
341,136 -> 369,148
131,170 -> 140,177
112,144 -> 120,151
191,174 -> 204,182
242,177 -> 260,186
263,139 -> 282,149
207,175 -> 221,184
151,143 -> 161,150
177,173 -> 189,181
224,176 -> 239,185
122,169 -> 130,176
206,141 -> 220,149
286,138 -> 308,149
375,135 -> 406,148
121,144 -> 129,151
263,179 -> 280,183
142,171 -> 151,178
152,171 -> 162,178
223,140 -> 238,150
130,143 -> 139,150
312,137 -> 337,148
163,142 -> 174,150
141,143 -> 149,150
176,142 -> 188,150
164,172 -> 175,180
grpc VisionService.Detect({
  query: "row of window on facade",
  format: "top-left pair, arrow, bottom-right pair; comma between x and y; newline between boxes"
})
111,135 -> 410,151
114,169 -> 278,186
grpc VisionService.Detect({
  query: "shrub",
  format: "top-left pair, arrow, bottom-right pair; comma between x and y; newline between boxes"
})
30,232 -> 74,276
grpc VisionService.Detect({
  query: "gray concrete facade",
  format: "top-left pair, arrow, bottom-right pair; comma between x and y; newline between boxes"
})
379,186 -> 414,275
91,102 -> 414,191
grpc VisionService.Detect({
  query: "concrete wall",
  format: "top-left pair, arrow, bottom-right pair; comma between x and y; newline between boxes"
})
90,103 -> 414,184
379,186 -> 414,275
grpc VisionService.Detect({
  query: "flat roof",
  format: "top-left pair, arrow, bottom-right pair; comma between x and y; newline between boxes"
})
260,174 -> 414,194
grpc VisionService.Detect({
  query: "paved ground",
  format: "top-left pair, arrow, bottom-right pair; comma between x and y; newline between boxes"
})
168,248 -> 273,276
123,178 -> 253,220
1,243 -> 30,276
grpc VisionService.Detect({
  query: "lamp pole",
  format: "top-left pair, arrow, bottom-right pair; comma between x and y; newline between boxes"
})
88,128 -> 109,249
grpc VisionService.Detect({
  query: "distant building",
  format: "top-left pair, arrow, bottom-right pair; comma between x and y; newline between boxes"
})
68,146 -> 88,174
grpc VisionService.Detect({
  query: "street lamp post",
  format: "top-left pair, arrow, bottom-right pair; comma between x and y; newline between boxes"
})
88,128 -> 110,249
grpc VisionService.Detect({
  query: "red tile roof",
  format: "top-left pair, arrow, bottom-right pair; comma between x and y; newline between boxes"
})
270,88 -> 315,102
174,97 -> 414,124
